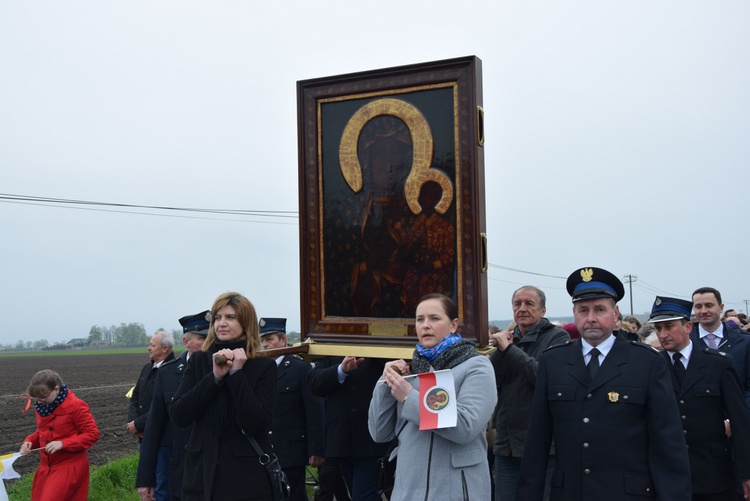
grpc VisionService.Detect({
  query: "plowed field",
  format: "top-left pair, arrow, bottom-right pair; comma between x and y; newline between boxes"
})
0,352 -> 150,476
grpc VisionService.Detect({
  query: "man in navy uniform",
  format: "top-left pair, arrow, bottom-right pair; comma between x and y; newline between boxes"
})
651,296 -> 750,500
691,287 -> 750,410
136,311 -> 209,501
260,318 -> 325,501
309,355 -> 388,501
517,267 -> 691,500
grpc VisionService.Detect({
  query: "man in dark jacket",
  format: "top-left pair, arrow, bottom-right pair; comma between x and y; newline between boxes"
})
517,267 -> 691,501
260,318 -> 325,501
308,356 -> 387,501
489,285 -> 569,500
691,286 -> 750,409
127,330 -> 175,501
651,295 -> 750,500
136,311 -> 209,501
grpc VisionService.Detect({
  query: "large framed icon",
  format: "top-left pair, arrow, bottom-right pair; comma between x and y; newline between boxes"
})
297,56 -> 488,347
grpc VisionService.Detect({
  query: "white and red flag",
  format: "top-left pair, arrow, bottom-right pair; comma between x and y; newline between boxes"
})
418,369 -> 457,430
0,452 -> 22,501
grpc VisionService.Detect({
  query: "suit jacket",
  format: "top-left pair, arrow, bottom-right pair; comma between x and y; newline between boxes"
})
136,351 -> 192,496
171,347 -> 277,501
308,357 -> 388,458
517,336 -> 691,501
662,346 -> 750,494
691,322 -> 750,409
270,355 -> 325,468
128,352 -> 176,435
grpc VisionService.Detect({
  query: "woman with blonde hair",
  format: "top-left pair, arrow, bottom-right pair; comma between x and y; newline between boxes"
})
172,292 -> 276,500
20,369 -> 100,501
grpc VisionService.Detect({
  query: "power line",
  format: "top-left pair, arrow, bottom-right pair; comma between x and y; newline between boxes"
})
0,192 -> 298,223
488,263 -> 566,279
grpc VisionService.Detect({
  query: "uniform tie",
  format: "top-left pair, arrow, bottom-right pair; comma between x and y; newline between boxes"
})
672,352 -> 686,387
588,348 -> 600,379
705,333 -> 718,349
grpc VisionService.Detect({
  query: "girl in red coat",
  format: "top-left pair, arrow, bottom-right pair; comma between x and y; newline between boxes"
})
20,369 -> 100,501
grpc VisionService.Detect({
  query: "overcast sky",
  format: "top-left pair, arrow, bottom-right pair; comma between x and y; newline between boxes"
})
2,2 -> 748,345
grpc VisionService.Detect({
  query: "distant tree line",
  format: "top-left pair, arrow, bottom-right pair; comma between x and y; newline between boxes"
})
87,323 -> 151,346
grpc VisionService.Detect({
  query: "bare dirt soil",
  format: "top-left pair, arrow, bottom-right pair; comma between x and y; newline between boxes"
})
0,352 -> 150,476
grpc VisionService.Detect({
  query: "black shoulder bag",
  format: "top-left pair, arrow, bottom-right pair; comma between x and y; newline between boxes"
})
242,429 -> 290,501
375,421 -> 408,500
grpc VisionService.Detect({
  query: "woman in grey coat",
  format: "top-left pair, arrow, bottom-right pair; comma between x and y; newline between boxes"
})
369,293 -> 497,501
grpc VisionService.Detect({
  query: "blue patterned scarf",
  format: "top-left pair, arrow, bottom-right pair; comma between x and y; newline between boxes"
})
35,384 -> 68,417
416,333 -> 463,361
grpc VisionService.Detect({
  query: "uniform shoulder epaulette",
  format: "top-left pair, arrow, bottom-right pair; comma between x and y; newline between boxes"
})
544,340 -> 572,351
629,341 -> 660,354
703,347 -> 728,357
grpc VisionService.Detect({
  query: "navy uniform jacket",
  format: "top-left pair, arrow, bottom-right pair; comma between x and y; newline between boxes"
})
308,357 -> 388,459
128,352 -> 176,436
691,322 -> 750,409
662,346 -> 750,494
517,336 -> 691,501
270,355 -> 325,468
136,351 -> 192,497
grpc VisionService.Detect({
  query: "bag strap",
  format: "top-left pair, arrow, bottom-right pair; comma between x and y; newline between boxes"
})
241,429 -> 273,465
385,421 -> 408,455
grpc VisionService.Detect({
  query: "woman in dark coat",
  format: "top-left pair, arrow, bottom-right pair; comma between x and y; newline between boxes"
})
171,292 -> 276,500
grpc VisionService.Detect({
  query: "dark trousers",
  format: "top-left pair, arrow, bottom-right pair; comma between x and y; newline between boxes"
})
338,457 -> 379,501
316,458 -> 351,501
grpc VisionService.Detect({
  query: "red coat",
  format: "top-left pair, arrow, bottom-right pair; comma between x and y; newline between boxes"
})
23,389 -> 100,501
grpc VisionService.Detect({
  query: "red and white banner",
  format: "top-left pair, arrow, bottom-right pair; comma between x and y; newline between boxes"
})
418,370 -> 457,430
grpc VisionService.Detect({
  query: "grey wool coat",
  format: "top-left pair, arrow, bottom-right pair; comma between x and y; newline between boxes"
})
368,355 -> 497,501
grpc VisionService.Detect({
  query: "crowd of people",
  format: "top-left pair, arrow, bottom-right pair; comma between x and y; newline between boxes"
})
15,271 -> 750,501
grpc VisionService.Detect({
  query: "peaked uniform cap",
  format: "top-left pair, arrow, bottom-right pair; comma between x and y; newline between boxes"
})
648,296 -> 692,323
178,310 -> 211,335
259,317 -> 286,337
566,267 -> 625,303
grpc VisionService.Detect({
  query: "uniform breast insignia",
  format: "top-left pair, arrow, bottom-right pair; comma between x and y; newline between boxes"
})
608,391 -> 620,403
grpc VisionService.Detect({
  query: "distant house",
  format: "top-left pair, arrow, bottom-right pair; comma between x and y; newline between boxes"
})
67,338 -> 88,348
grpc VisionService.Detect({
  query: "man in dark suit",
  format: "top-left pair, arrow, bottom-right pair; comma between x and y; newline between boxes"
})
128,330 -> 175,501
260,317 -> 325,501
651,295 -> 750,500
308,355 -> 388,501
691,287 -> 750,410
517,267 -> 691,501
136,311 -> 209,501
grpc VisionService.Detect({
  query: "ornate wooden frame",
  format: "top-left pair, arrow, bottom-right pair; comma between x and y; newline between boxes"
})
297,56 -> 488,347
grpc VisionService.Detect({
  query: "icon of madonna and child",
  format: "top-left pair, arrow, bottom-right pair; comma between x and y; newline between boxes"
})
322,94 -> 459,319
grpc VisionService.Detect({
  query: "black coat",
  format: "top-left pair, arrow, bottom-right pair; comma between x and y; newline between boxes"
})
691,322 -> 750,409
491,318 -> 570,457
308,357 -> 388,459
128,352 -> 176,436
270,355 -> 325,468
171,348 -> 277,501
135,351 -> 192,497
662,345 -> 750,494
517,336 -> 691,501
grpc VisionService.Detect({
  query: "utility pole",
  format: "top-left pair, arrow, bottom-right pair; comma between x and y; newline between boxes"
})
745,299 -> 750,316
622,275 -> 638,316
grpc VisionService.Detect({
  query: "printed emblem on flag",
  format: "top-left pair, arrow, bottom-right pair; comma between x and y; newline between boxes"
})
424,387 -> 450,412
418,370 -> 457,430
